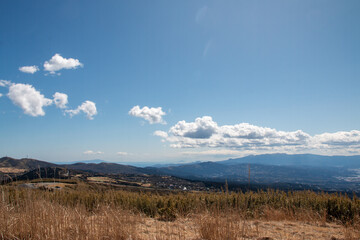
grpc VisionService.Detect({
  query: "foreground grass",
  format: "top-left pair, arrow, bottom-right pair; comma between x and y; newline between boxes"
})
1,184 -> 360,239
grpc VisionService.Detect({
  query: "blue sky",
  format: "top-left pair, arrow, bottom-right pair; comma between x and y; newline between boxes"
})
1,0 -> 360,163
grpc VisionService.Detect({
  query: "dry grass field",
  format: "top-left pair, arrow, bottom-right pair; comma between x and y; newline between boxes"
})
1,183 -> 359,239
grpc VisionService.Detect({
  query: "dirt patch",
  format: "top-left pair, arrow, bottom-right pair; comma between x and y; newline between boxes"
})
0,167 -> 27,173
87,177 -> 116,183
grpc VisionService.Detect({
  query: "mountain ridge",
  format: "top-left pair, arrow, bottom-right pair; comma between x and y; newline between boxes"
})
219,153 -> 360,167
1,154 -> 360,193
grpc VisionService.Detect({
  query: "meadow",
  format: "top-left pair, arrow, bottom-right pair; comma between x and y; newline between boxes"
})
1,181 -> 360,239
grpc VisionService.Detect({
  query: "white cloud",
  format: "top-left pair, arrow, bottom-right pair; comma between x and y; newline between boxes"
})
53,92 -> 68,109
116,152 -> 129,156
159,116 -> 310,149
7,83 -> 52,117
154,130 -> 168,138
84,150 -> 103,155
203,39 -> 212,57
1,80 -> 97,119
313,130 -> 360,146
19,65 -> 39,74
129,105 -> 166,124
0,93 -> 2,98
154,116 -> 360,155
195,6 -> 208,24
44,53 -> 83,74
66,100 -> 97,120
182,149 -> 243,156
0,80 -> 11,87
169,116 -> 217,139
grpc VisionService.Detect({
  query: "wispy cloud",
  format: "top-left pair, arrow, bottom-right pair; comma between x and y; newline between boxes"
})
83,150 -> 104,155
116,152 -> 129,156
19,65 -> 39,74
129,105 -> 166,124
203,39 -> 212,57
0,80 -> 11,87
44,53 -> 83,74
195,6 -> 208,24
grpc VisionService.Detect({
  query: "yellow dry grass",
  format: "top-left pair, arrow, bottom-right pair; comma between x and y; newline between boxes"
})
87,176 -> 116,183
137,215 -> 360,240
1,186 -> 359,239
0,167 -> 27,174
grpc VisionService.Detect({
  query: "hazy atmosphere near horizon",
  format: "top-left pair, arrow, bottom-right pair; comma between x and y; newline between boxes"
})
1,0 -> 360,164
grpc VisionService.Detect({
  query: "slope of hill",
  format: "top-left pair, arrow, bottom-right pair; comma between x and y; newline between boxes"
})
0,157 -> 57,170
0,157 -> 155,176
14,167 -> 88,181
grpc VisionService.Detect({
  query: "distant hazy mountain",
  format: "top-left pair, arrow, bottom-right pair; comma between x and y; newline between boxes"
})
150,161 -> 202,168
54,159 -> 106,165
220,153 -> 360,168
157,161 -> 231,178
157,161 -> 350,182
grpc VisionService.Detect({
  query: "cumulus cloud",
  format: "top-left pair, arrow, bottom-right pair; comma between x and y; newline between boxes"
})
53,92 -> 68,109
44,53 -> 83,74
83,150 -> 103,155
1,80 -> 97,119
7,83 -> 53,117
154,116 -> 360,154
157,116 -> 310,149
19,65 -> 39,74
129,105 -> 166,124
170,116 -> 217,139
313,130 -> 360,147
66,100 -> 97,120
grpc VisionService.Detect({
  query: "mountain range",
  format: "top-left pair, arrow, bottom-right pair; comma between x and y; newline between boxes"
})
220,153 -> 360,168
1,153 -> 360,192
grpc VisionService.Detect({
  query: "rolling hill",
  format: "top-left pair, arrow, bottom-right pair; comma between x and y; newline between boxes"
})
0,157 -> 57,170
1,154 -> 360,192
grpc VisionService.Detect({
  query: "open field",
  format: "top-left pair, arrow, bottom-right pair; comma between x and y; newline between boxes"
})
1,181 -> 360,239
